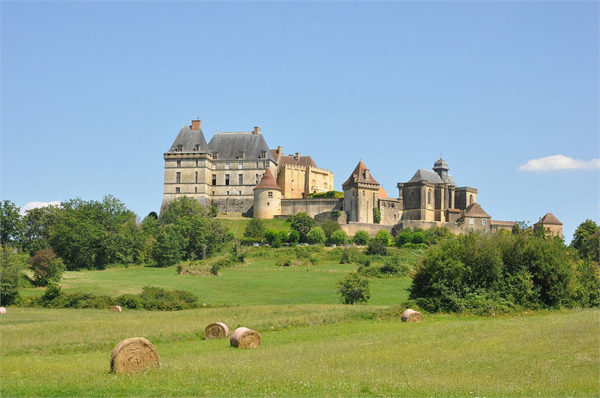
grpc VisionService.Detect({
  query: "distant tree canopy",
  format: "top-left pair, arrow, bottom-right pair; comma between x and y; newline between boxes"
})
571,220 -> 599,263
289,212 -> 316,243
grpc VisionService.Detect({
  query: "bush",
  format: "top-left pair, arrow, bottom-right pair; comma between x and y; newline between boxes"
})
0,250 -> 27,305
352,230 -> 370,245
321,220 -> 341,238
307,227 -> 326,244
367,240 -> 387,256
329,229 -> 347,245
411,232 -> 426,244
374,230 -> 392,246
289,212 -> 316,242
29,249 -> 65,286
337,272 -> 370,304
373,207 -> 381,224
244,218 -> 266,240
287,230 -> 300,244
395,231 -> 413,247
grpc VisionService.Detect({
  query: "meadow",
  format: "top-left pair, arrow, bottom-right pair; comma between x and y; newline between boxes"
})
3,245 -> 599,397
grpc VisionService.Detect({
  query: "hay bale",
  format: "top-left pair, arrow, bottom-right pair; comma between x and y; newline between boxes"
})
204,322 -> 230,340
230,327 -> 261,348
0,307 -> 6,315
401,308 -> 423,323
110,337 -> 160,374
109,305 -> 122,313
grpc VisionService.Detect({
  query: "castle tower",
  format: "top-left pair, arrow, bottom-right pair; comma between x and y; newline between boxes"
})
433,158 -> 449,181
534,213 -> 563,238
253,168 -> 282,219
342,161 -> 380,223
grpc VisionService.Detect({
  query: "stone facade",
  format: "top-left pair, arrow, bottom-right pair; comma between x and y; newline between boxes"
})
272,147 -> 334,199
533,213 -> 563,238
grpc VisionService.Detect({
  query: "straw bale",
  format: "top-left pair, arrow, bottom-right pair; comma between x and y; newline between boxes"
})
205,322 -> 230,339
230,327 -> 261,348
109,305 -> 122,313
401,308 -> 423,323
0,307 -> 6,315
110,337 -> 160,374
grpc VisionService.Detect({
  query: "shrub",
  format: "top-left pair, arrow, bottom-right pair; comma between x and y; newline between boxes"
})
0,250 -> 27,305
367,240 -> 387,256
329,229 -> 347,245
337,272 -> 370,304
307,227 -> 326,244
374,230 -> 392,246
321,220 -> 341,238
395,231 -> 413,247
373,207 -> 381,224
353,230 -> 370,245
244,218 -> 266,240
29,249 -> 65,286
411,232 -> 426,244
289,212 -> 316,242
264,229 -> 278,245
287,230 -> 300,244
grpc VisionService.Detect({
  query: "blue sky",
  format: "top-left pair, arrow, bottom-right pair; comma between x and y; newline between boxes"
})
1,1 -> 598,242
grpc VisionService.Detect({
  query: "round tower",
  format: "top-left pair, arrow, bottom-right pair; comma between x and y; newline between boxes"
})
433,158 -> 449,181
253,168 -> 282,219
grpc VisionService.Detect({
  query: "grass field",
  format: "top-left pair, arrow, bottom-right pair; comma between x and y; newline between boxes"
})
1,307 -> 598,397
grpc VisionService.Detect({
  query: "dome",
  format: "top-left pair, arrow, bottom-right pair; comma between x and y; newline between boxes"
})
433,158 -> 449,171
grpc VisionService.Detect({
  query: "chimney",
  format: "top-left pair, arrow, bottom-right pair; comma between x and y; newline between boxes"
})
277,146 -> 283,156
295,152 -> 300,160
364,169 -> 370,180
253,126 -> 260,135
191,119 -> 201,130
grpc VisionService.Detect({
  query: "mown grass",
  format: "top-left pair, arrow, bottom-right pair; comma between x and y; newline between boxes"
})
1,307 -> 598,397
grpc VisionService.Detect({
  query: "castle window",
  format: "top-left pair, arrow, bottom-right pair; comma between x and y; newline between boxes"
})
177,145 -> 183,151
196,160 -> 199,167
212,191 -> 215,196
237,151 -> 245,159
177,160 -> 181,167
469,218 -> 474,225
239,162 -> 243,169
225,174 -> 230,186
268,192 -> 273,198
263,161 -> 267,169
469,195 -> 473,205
212,163 -> 216,170
212,174 -> 216,185
176,172 -> 181,183
238,174 -> 243,185
195,187 -> 198,193
213,152 -> 218,159
194,144 -> 200,151
482,219 -> 486,225
260,151 -> 266,159
427,191 -> 431,205
239,191 -> 242,195
255,174 -> 259,183
195,172 -> 198,183
227,191 -> 229,195
225,162 -> 230,170
175,187 -> 180,194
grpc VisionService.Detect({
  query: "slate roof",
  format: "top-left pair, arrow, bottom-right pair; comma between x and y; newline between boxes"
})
208,131 -> 275,161
462,203 -> 491,218
167,126 -> 209,153
537,213 -> 562,225
277,154 -> 318,168
343,161 -> 380,187
407,168 -> 456,185
433,158 -> 449,170
254,168 -> 281,191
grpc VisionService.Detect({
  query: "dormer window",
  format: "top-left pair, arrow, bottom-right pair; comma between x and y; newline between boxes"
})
177,145 -> 183,151
213,152 -> 218,159
194,144 -> 200,151
236,151 -> 245,159
260,151 -> 266,159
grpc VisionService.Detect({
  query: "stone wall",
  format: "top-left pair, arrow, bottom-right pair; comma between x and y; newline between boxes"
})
280,198 -> 343,218
211,197 -> 254,215
339,222 -> 393,237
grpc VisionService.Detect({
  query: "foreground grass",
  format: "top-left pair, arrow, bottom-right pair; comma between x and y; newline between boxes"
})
1,307 -> 598,397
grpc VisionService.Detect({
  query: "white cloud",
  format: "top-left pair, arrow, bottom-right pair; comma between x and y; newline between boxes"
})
519,155 -> 600,172
20,201 -> 61,215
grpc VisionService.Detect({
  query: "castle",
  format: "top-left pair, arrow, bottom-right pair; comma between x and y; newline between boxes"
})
162,119 -> 562,237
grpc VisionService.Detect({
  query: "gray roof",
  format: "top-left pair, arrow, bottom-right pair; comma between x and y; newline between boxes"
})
408,168 -> 456,185
167,126 -> 209,153
433,158 -> 449,171
208,131 -> 275,161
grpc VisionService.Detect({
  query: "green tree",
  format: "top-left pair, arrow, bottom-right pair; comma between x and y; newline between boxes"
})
29,249 -> 66,286
244,218 -> 266,240
373,230 -> 392,246
373,207 -> 381,224
0,249 -> 27,305
321,220 -> 341,239
307,227 -> 326,244
22,206 -> 58,255
337,272 -> 370,304
395,231 -> 413,247
352,230 -> 370,245
290,212 -> 316,243
571,220 -> 599,261
329,229 -> 347,245
159,196 -> 207,225
152,225 -> 186,266
287,230 -> 300,244
0,200 -> 23,249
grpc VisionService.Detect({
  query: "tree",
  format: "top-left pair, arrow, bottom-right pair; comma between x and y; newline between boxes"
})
307,227 -> 326,244
571,220 -> 599,261
395,231 -> 413,247
329,229 -> 347,245
244,218 -> 266,240
321,220 -> 341,239
0,200 -> 22,249
289,212 -> 316,242
22,205 -> 58,255
159,196 -> 207,225
337,272 -> 370,304
287,230 -> 300,244
373,230 -> 392,246
352,230 -> 370,246
29,249 -> 66,286
373,207 -> 381,224
0,249 -> 27,305
152,225 -> 186,266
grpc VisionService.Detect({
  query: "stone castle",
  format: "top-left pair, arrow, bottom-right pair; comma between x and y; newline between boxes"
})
162,119 -> 562,237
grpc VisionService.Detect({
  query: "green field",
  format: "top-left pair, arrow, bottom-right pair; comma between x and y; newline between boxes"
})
4,247 -> 599,397
1,307 -> 598,397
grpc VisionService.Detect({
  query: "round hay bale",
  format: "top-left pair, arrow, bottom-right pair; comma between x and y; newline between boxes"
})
205,322 -> 230,340
401,308 -> 423,323
109,305 -> 122,313
230,327 -> 261,348
110,337 -> 160,374
0,307 -> 6,315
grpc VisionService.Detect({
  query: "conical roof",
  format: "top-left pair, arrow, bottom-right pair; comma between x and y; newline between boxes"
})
342,160 -> 380,187
538,213 -> 562,225
254,168 -> 281,191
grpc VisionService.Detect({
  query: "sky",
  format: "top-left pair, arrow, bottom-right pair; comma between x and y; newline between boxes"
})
1,1 -> 598,243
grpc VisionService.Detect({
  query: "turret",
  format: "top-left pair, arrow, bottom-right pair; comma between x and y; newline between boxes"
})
253,168 -> 282,219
